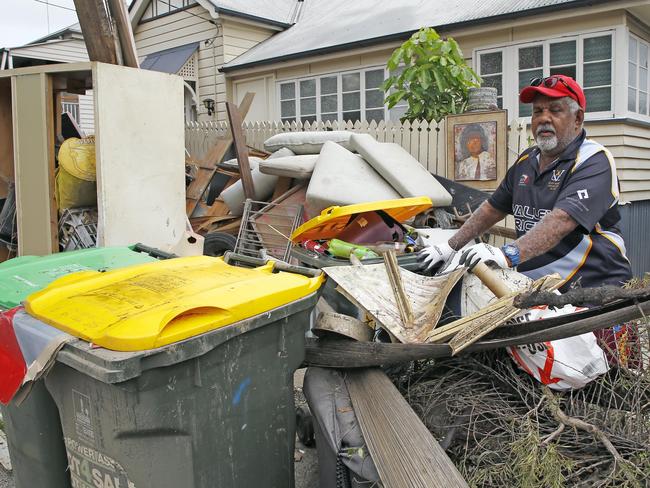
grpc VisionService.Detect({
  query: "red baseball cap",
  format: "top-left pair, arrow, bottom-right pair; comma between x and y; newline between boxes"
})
519,75 -> 586,110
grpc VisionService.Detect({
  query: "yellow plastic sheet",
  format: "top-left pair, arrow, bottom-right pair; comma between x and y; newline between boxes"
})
25,256 -> 323,351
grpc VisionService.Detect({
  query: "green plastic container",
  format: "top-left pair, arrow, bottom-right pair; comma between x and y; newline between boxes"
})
0,246 -> 158,488
0,246 -> 158,310
40,291 -> 317,488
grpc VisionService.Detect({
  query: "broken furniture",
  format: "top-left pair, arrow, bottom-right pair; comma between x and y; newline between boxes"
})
0,62 -> 191,259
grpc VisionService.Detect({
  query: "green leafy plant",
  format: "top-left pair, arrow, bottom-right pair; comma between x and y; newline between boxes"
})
382,27 -> 481,123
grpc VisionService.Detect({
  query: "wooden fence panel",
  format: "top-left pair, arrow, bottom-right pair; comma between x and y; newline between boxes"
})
185,117 -> 529,173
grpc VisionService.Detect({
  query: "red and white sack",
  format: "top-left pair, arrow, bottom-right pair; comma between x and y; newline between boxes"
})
506,305 -> 609,391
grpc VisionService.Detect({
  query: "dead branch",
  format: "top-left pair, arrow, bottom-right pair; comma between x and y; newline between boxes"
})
542,386 -> 622,462
514,285 -> 650,309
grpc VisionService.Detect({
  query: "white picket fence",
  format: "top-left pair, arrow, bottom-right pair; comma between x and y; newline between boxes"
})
185,118 -> 531,177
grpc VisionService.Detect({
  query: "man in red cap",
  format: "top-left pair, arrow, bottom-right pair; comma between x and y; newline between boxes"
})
419,75 -> 631,292
418,74 -> 635,367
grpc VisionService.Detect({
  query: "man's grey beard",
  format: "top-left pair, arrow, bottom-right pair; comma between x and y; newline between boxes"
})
535,124 -> 573,154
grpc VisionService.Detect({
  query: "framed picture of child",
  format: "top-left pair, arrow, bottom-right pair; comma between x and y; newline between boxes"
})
446,110 -> 507,190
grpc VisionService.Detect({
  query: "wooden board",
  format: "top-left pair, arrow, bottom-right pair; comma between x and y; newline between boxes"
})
186,93 -> 254,217
345,368 -> 469,488
107,0 -> 139,68
12,73 -> 58,256
226,101 -> 255,200
0,78 -> 14,199
72,0 -> 118,65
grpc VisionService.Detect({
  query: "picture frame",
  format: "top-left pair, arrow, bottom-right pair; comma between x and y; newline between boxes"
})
446,110 -> 508,191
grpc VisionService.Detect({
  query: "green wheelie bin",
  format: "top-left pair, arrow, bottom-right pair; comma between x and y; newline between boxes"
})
0,246 -> 160,488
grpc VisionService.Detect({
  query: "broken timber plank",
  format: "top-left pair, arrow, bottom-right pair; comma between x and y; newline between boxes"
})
226,101 -> 255,200
345,368 -> 469,488
186,93 -> 254,217
107,0 -> 139,68
304,298 -> 650,368
72,0 -> 118,64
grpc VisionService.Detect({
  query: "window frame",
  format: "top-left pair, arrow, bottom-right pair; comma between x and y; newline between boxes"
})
141,0 -> 198,23
276,66 -> 396,124
628,32 -> 650,118
474,29 -> 616,121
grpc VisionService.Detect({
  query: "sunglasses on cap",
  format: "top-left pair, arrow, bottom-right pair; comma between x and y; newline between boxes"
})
529,76 -> 580,103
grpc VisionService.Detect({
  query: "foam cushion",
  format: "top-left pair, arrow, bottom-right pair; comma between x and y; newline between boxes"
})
350,133 -> 452,206
220,149 -> 295,215
306,141 -> 399,216
264,131 -> 353,154
259,155 -> 319,179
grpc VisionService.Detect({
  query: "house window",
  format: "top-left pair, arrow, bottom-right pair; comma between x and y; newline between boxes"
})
142,0 -> 197,21
478,51 -> 503,108
629,34 -> 649,116
476,32 -> 613,118
278,67 -> 391,123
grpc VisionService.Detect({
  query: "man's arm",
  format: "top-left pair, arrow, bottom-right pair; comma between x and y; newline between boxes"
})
515,208 -> 578,263
448,201 -> 506,251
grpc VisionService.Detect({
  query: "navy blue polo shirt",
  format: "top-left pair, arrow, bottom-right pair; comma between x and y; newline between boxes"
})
488,130 -> 632,291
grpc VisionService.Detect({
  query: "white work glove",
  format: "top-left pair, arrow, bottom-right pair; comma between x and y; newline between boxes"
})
417,242 -> 455,272
442,243 -> 510,273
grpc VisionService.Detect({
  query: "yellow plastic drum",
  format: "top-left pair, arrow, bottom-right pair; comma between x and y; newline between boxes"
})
25,256 -> 323,351
55,137 -> 97,210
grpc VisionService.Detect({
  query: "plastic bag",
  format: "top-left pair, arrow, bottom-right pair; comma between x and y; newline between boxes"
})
507,305 -> 609,391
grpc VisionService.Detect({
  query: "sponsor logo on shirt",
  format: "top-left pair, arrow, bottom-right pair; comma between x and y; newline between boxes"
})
519,174 -> 530,186
513,204 -> 551,232
577,189 -> 589,200
548,169 -> 566,191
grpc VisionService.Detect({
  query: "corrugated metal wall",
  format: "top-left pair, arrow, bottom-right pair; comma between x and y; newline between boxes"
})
619,200 -> 650,277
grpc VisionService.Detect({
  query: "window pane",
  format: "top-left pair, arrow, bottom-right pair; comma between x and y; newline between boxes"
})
519,68 -> 543,90
641,68 -> 648,92
550,65 -> 576,80
300,79 -> 316,97
281,100 -> 295,117
301,116 -> 317,124
281,117 -> 295,124
482,75 -> 502,96
280,83 -> 295,100
156,0 -> 170,13
584,87 -> 610,112
389,105 -> 407,121
300,97 -> 316,115
628,87 -> 637,112
480,52 -> 502,75
321,94 -> 337,113
519,45 -> 543,69
550,41 -> 576,66
640,91 -> 648,115
641,44 -> 649,69
321,113 -> 338,123
321,76 -> 337,94
365,89 -> 384,108
365,109 -> 385,122
169,0 -> 183,8
584,36 -> 611,62
629,62 -> 637,88
365,70 -> 384,89
629,36 -> 638,61
584,61 -> 611,87
342,92 -> 360,110
342,73 -> 360,92
342,111 -> 361,123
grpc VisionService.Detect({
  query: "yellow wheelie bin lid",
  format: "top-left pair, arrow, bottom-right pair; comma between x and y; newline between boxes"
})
291,197 -> 432,242
24,256 -> 323,351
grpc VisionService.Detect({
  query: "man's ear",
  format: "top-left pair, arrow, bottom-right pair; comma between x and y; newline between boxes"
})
576,109 -> 585,127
